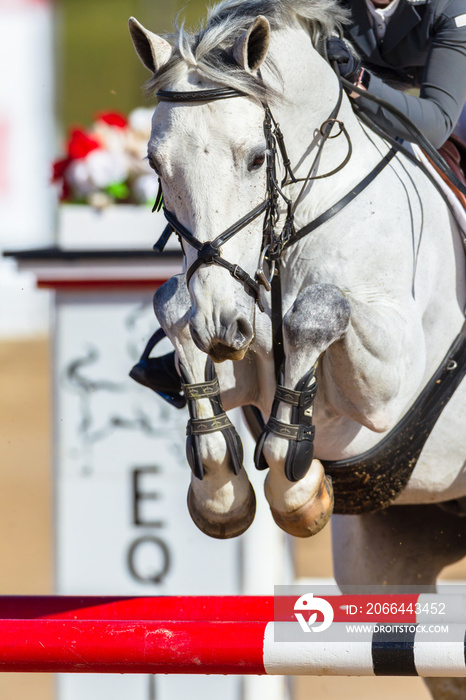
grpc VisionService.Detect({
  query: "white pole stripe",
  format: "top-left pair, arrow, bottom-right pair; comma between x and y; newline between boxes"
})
414,627 -> 466,677
263,622 -> 466,677
263,622 -> 375,676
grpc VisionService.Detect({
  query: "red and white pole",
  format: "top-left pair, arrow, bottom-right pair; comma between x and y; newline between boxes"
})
0,596 -> 464,677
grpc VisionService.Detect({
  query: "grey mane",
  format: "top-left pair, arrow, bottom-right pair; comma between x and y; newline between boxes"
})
145,0 -> 350,102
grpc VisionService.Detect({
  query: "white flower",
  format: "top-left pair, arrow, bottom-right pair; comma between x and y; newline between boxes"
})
92,122 -> 127,156
56,106 -> 160,205
87,150 -> 128,187
66,150 -> 129,198
128,108 -> 153,136
87,191 -> 113,209
66,159 -> 95,198
132,174 -> 158,204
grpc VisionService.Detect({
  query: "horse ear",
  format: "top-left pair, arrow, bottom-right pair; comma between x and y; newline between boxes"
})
233,15 -> 270,73
128,17 -> 173,73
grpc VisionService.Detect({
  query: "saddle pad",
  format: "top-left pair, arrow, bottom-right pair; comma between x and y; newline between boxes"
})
411,143 -> 466,244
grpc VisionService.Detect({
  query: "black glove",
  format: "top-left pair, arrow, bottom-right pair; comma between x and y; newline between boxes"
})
326,37 -> 361,83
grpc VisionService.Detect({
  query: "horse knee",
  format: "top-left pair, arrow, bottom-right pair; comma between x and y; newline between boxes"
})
153,274 -> 191,333
283,283 -> 351,354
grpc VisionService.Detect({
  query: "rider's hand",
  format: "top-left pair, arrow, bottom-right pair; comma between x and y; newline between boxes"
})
326,37 -> 361,83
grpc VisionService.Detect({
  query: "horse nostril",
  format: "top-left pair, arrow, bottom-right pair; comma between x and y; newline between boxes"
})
234,317 -> 253,345
189,323 -> 205,351
219,312 -> 252,348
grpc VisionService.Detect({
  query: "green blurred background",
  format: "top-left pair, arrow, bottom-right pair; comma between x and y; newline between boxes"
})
58,0 -> 207,131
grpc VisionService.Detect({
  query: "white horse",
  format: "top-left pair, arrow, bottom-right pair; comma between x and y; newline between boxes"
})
130,1 -> 466,695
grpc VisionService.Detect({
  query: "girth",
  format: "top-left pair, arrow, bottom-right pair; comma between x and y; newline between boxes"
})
322,321 -> 466,514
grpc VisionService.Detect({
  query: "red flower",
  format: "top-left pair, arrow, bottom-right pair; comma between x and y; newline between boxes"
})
59,179 -> 72,202
95,111 -> 128,128
52,156 -> 71,182
68,128 -> 101,160
51,157 -> 72,200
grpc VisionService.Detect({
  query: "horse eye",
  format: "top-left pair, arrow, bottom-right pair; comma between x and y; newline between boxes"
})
248,153 -> 266,171
147,156 -> 161,174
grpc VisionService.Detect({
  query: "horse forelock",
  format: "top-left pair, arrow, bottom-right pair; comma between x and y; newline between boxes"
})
144,0 -> 350,102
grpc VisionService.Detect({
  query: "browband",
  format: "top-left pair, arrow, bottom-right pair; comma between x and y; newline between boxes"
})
157,87 -> 246,103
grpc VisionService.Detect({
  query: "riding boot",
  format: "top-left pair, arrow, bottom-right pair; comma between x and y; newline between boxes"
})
130,349 -> 180,392
129,329 -> 186,409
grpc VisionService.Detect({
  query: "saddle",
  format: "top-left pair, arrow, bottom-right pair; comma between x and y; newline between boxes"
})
431,134 -> 466,210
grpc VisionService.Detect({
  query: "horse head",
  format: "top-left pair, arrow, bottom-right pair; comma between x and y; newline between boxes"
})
129,9 -> 344,364
129,15 -> 277,363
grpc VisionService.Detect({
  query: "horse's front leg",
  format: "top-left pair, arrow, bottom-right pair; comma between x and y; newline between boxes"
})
154,275 -> 256,539
258,283 -> 351,537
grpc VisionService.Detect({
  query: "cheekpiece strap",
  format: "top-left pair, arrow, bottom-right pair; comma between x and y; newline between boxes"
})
182,376 -> 220,400
187,413 -> 233,435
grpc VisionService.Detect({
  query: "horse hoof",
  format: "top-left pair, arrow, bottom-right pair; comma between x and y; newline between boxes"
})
269,473 -> 334,538
187,481 -> 256,539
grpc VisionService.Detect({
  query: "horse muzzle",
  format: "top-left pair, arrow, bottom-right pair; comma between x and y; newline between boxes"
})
207,342 -> 249,363
189,311 -> 254,362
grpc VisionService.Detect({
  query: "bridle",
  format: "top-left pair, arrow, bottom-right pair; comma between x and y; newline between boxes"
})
153,70 -> 353,313
152,62 -> 397,383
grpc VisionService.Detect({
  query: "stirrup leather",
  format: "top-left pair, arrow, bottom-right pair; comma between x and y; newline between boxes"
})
254,365 -> 317,482
181,358 -> 244,480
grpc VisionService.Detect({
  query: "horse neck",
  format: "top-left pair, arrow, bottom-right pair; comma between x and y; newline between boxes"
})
267,25 -> 386,224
